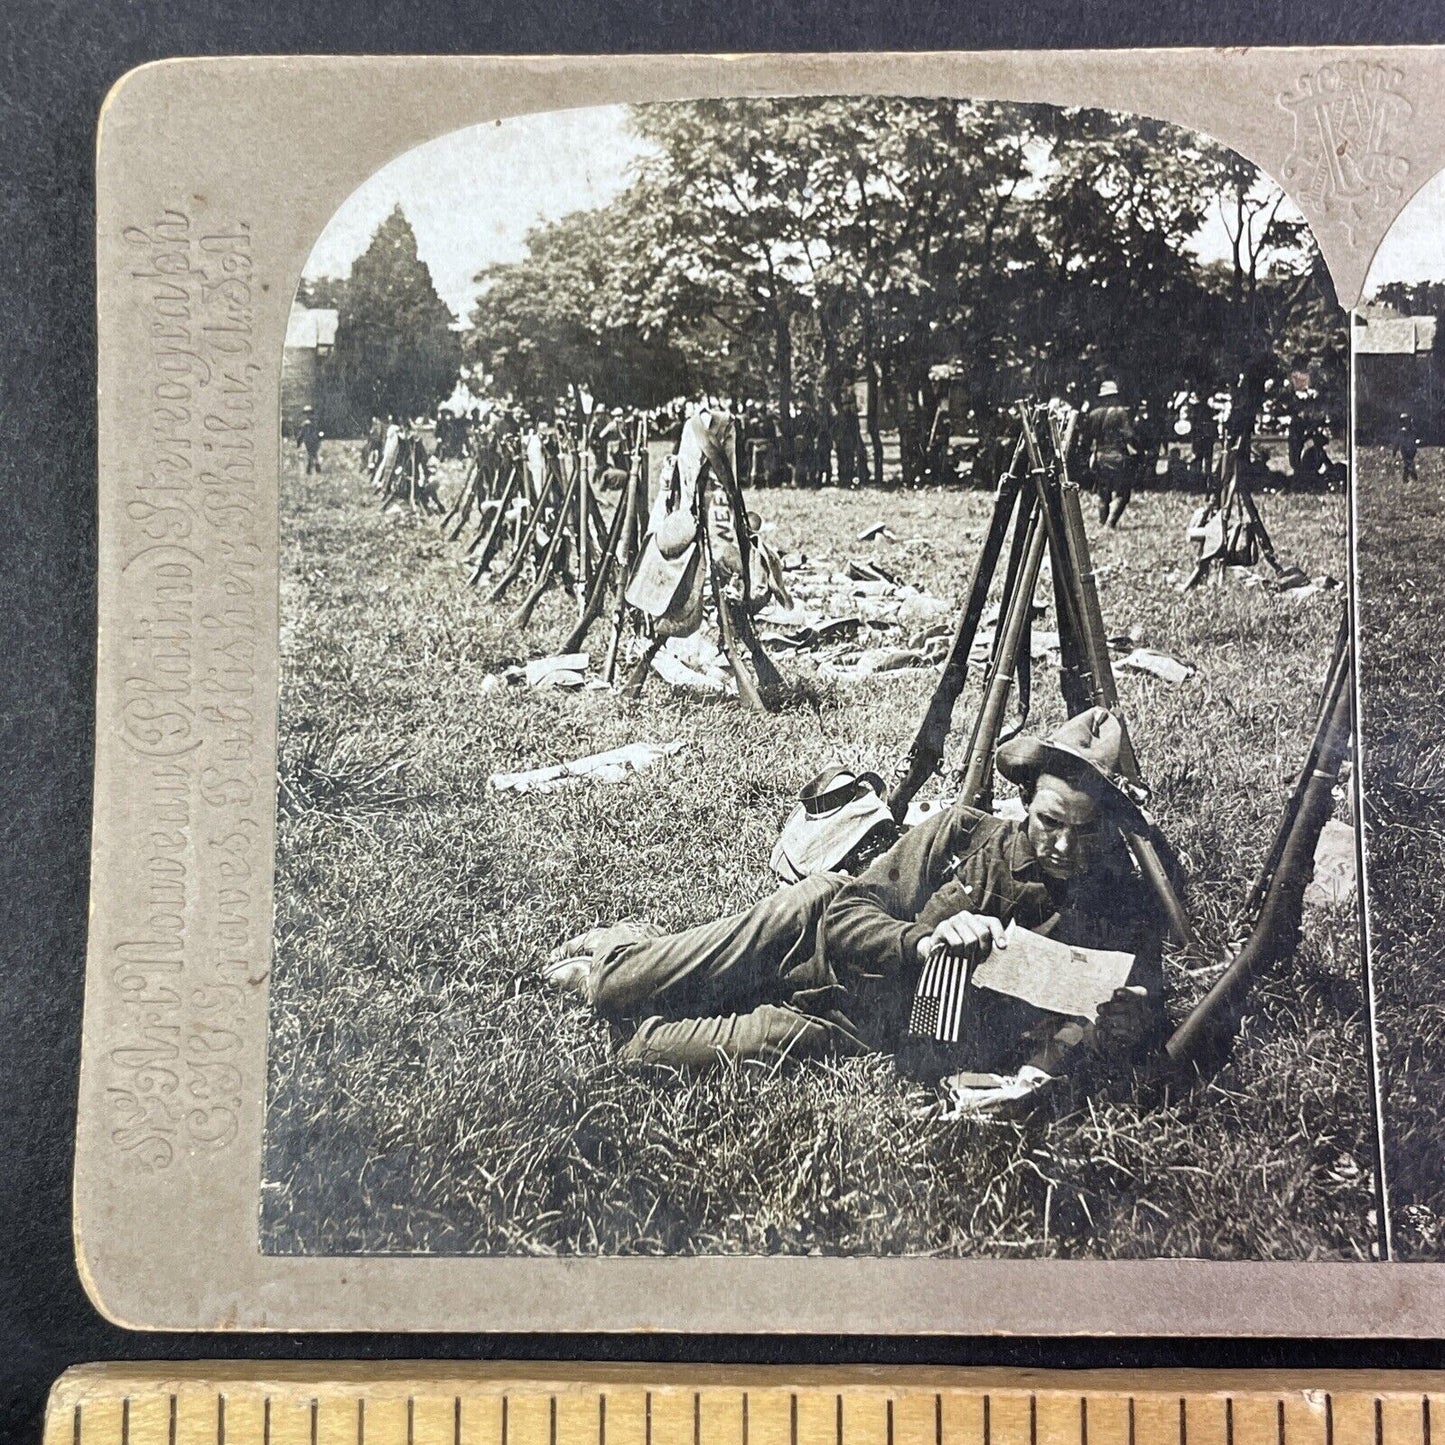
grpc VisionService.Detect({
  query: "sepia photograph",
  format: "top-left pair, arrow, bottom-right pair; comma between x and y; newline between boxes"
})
256,94 -> 1374,1263
1353,167 -> 1445,1262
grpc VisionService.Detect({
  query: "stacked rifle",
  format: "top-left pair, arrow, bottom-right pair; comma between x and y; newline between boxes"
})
375,431 -> 443,515
891,401 -> 1196,948
891,397 -> 1355,1072
440,418 -> 652,644
1182,420 -> 1307,591
436,404 -> 787,709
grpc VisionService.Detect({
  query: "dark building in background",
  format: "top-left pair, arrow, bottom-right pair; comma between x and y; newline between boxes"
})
1355,306 -> 1443,443
281,302 -> 347,437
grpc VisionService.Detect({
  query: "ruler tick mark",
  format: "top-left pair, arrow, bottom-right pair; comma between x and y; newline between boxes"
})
1425,1395 -> 1433,1445
264,1398 -> 271,1445
888,1399 -> 895,1445
170,1394 -> 177,1445
358,1396 -> 366,1445
837,1393 -> 844,1445
311,1397 -> 319,1445
1179,1397 -> 1187,1445
411,1396 -> 418,1445
984,1395 -> 991,1445
1128,1399 -> 1135,1445
502,1397 -> 509,1445
742,1393 -> 749,1445
219,1394 -> 226,1445
551,1396 -> 558,1445
1227,1398 -> 1235,1445
1029,1396 -> 1037,1445
1081,1396 -> 1088,1445
599,1393 -> 606,1445
646,1392 -> 652,1445
694,1392 -> 701,1445
1326,1395 -> 1334,1445
455,1396 -> 463,1445
791,1394 -> 798,1445
72,1404 -> 80,1445
934,1393 -> 943,1445
122,1397 -> 130,1445
1375,1399 -> 1384,1445
1277,1400 -> 1285,1445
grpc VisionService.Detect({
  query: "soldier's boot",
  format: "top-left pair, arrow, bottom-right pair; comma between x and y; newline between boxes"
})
1106,494 -> 1128,529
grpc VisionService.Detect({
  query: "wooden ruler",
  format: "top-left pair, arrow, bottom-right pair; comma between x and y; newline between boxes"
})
42,1365 -> 1445,1445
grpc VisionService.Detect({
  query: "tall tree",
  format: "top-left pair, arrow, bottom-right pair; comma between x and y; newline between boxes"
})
333,206 -> 460,423
1375,280 -> 1445,317
469,198 -> 690,415
296,274 -> 349,310
457,99 -> 1341,482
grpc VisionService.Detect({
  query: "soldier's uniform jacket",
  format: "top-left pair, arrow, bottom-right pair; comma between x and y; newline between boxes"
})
1081,402 -> 1135,469
792,803 -> 1166,1072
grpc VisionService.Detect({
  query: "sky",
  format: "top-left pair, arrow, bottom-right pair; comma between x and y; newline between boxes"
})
1366,166 -> 1445,294
301,102 -> 1324,322
302,105 -> 650,319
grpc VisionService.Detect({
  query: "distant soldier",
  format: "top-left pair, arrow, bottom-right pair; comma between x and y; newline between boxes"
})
595,407 -> 631,491
1131,398 -> 1162,489
296,406 -> 323,474
749,406 -> 780,488
814,402 -> 836,487
1081,380 -> 1135,528
1296,426 -> 1345,490
361,415 -> 384,473
792,405 -> 817,488
1393,413 -> 1420,482
1287,384 -> 1323,476
1188,391 -> 1215,482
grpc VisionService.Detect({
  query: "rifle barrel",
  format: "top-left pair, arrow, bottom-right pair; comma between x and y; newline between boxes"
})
1239,607 -> 1351,925
1039,406 -> 1196,948
958,503 -> 1048,809
888,439 -> 1026,819
1165,649 -> 1353,1066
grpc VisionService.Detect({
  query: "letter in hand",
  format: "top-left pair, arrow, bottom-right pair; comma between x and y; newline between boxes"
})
1091,984 -> 1152,1053
918,911 -> 1009,966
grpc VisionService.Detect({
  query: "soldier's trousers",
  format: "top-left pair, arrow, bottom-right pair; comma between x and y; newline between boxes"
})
1095,462 -> 1131,527
583,873 -> 848,1068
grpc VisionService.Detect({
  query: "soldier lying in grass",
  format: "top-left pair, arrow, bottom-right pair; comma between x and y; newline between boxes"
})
543,708 -> 1167,1083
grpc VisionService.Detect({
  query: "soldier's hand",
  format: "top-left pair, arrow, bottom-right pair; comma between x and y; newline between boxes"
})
1093,985 -> 1152,1052
918,912 -> 1007,966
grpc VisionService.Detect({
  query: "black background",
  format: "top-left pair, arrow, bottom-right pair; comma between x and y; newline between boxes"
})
4,2 -> 1442,1442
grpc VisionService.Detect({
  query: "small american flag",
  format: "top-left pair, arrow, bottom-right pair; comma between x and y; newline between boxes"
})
908,946 -> 970,1044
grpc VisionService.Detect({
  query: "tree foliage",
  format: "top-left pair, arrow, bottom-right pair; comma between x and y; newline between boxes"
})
296,274 -> 349,310
1374,280 -> 1445,318
334,206 -> 460,424
467,201 -> 691,416
465,100 -> 1344,479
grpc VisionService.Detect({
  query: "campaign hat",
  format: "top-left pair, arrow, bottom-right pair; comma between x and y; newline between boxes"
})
996,706 -> 1146,828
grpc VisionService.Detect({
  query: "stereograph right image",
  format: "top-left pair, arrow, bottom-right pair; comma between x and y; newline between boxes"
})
1354,169 -> 1445,1261
263,94 -> 1375,1262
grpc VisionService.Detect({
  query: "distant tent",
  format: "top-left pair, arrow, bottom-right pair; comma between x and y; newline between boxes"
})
439,377 -> 485,416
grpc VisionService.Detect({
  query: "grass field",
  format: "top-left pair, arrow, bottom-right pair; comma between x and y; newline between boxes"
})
261,441 -> 1373,1259
1355,445 -> 1445,1260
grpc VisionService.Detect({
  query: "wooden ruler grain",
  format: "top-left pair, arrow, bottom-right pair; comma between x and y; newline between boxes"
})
43,1365 -> 1445,1445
